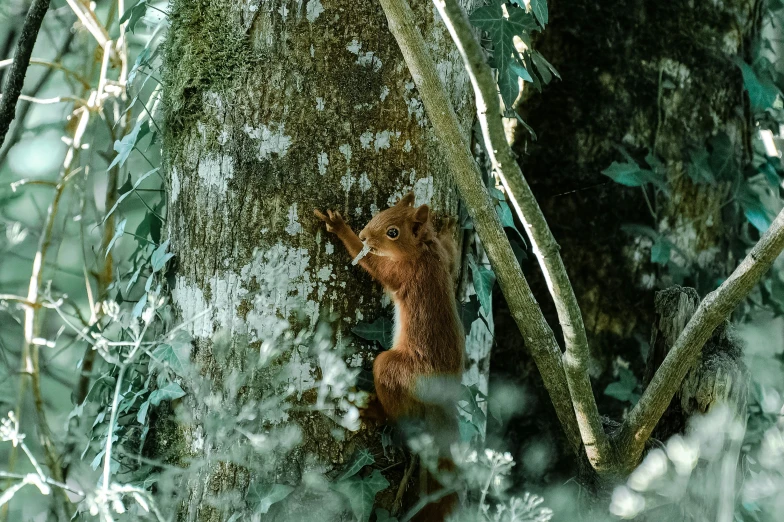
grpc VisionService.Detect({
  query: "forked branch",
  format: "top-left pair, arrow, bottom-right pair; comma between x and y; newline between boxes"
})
616,208 -> 784,470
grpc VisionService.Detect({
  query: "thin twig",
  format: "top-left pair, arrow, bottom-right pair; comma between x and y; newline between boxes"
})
376,0 -> 582,454
0,31 -> 77,167
616,208 -> 784,470
432,0 -> 610,470
0,0 -> 53,148
0,57 -> 90,88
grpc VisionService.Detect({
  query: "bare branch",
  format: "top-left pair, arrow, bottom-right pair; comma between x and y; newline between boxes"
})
616,208 -> 784,470
0,0 -> 52,149
377,0 -> 582,453
432,0 -> 611,471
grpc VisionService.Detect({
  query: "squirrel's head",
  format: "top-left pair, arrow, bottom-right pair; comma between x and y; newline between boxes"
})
358,192 -> 433,261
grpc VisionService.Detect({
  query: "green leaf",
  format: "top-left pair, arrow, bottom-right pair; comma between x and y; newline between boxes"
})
497,200 -> 527,245
469,3 -> 539,101
152,342 -> 191,376
101,168 -> 159,225
337,448 -> 375,481
739,192 -> 772,233
469,258 -> 496,316
687,149 -> 715,185
136,400 -> 150,424
650,239 -> 671,265
708,132 -> 738,182
601,161 -> 666,190
149,382 -> 185,406
108,119 -> 150,171
509,61 -> 534,82
132,292 -> 148,319
531,50 -> 560,83
513,112 -> 537,140
352,317 -> 393,349
604,368 -> 639,403
458,295 -> 481,332
498,64 -> 521,109
105,218 -> 127,259
151,239 -> 174,272
120,1 -> 148,33
529,0 -> 548,26
736,60 -> 781,112
247,482 -> 295,514
333,470 -> 389,522
375,508 -> 398,522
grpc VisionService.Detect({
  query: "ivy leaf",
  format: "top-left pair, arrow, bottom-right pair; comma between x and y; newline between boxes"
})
149,382 -> 186,406
247,482 -> 295,514
152,342 -> 191,376
132,292 -> 148,319
120,0 -> 148,34
736,60 -> 781,113
497,200 -> 527,245
601,161 -> 666,191
498,64 -> 521,109
686,149 -> 715,185
469,258 -> 496,316
352,317 -> 393,349
151,239 -> 174,272
604,368 -> 639,404
108,119 -> 150,171
650,239 -> 671,265
514,112 -> 537,140
333,470 -> 389,522
105,218 -> 127,259
136,400 -> 150,424
531,50 -> 560,83
469,3 -> 539,103
101,168 -> 159,225
708,132 -> 738,181
458,295 -> 481,332
528,0 -> 548,27
739,189 -> 772,233
336,448 -> 375,481
375,508 -> 399,522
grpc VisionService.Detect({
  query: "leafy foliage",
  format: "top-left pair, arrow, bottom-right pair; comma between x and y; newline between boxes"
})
469,0 -> 558,129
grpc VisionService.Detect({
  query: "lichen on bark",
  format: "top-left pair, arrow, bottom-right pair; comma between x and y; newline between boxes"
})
156,0 -> 479,519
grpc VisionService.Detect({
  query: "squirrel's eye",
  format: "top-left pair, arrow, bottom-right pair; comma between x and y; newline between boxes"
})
386,227 -> 399,239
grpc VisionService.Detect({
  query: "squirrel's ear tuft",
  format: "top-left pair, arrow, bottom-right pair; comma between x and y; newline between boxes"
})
413,204 -> 430,223
396,192 -> 416,207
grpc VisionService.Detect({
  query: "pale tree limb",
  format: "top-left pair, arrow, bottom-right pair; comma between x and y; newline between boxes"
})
377,0 -> 582,454
0,0 -> 52,148
432,0 -> 611,471
616,208 -> 784,471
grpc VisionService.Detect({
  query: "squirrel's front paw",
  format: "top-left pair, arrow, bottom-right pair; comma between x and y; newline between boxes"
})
314,209 -> 346,233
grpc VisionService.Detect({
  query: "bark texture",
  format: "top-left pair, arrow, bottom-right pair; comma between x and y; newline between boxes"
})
157,0 -> 478,520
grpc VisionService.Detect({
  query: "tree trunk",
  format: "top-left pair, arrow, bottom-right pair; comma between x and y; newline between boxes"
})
156,0 -> 478,520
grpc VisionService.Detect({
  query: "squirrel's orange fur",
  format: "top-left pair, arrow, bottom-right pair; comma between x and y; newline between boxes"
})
315,193 -> 464,521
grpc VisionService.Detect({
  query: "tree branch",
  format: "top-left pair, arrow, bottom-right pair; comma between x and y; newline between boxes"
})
377,0 -> 582,454
433,0 -> 611,471
0,0 -> 52,149
616,208 -> 784,470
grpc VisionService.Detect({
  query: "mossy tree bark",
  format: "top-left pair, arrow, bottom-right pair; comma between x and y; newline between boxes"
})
493,0 -> 759,486
156,0 -> 478,520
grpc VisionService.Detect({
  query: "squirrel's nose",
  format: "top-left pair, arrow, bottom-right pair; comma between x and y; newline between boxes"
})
359,230 -> 367,242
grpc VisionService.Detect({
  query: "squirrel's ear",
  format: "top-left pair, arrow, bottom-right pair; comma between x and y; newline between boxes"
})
413,204 -> 430,223
396,192 -> 416,207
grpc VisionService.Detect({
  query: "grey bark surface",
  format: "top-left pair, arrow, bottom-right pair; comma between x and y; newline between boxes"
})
157,0 -> 479,520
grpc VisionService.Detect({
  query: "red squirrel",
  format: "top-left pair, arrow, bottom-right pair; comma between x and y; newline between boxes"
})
315,192 -> 464,520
